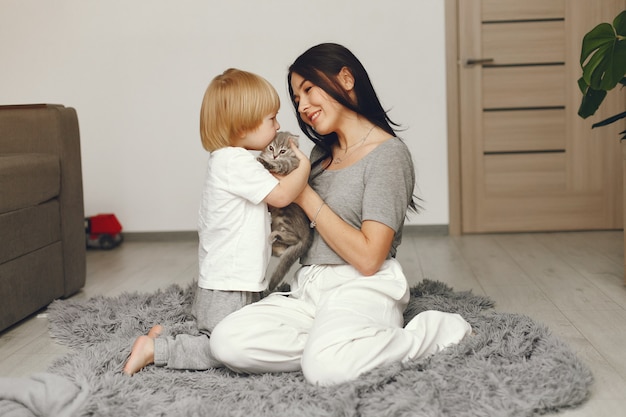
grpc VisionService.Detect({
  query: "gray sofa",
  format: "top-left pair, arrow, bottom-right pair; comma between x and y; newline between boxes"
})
0,104 -> 86,332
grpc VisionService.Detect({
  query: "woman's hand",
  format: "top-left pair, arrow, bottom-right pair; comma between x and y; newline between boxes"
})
289,138 -> 310,165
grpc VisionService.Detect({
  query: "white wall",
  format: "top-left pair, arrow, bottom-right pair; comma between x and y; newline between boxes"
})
1,0 -> 449,232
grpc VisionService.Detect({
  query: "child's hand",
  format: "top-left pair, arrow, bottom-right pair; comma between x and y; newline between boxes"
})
264,138 -> 311,208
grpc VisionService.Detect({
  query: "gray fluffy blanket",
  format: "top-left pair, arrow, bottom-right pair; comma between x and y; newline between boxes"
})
0,280 -> 593,416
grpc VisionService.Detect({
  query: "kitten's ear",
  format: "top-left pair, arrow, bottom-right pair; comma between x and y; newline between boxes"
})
290,134 -> 299,147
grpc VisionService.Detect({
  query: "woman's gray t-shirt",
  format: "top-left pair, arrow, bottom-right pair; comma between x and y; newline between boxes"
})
300,137 -> 415,266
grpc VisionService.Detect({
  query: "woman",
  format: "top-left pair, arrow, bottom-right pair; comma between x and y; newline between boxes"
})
210,43 -> 471,386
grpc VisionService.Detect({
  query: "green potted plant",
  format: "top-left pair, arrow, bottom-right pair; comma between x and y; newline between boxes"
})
578,10 -> 626,283
578,10 -> 626,137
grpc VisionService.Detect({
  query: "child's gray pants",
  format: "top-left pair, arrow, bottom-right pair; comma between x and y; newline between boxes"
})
153,287 -> 260,370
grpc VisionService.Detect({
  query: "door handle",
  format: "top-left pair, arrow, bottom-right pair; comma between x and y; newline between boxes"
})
465,58 -> 494,66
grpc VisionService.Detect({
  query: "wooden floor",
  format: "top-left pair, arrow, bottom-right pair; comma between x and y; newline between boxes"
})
1,230 -> 625,415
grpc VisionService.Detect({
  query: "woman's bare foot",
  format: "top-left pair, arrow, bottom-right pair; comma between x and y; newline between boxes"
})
122,325 -> 163,376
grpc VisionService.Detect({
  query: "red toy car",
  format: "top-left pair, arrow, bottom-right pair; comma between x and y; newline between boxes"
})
85,214 -> 123,249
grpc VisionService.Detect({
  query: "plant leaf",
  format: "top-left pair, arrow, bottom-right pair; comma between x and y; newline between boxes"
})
600,40 -> 626,90
613,10 -> 626,36
578,11 -> 626,125
578,76 -> 589,94
591,110 -> 626,128
580,23 -> 616,66
583,43 -> 611,87
580,17 -> 626,91
578,88 -> 607,118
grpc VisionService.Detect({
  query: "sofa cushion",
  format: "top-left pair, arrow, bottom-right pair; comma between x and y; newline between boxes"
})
0,200 -> 61,264
0,153 -> 60,214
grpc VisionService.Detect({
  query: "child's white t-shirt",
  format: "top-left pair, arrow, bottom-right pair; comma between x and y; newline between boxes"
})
197,147 -> 279,292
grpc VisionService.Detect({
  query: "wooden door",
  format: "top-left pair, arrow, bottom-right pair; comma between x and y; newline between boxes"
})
449,0 -> 625,233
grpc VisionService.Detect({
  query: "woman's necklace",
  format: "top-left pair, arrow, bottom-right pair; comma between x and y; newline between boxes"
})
333,125 -> 375,165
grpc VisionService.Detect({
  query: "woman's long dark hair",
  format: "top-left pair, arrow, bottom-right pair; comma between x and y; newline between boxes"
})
288,43 -> 400,164
288,43 -> 419,213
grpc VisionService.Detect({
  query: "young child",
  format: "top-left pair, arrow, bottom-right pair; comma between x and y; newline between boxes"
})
123,68 -> 310,375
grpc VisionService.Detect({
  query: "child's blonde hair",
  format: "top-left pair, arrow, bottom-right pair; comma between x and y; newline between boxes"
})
200,68 -> 280,151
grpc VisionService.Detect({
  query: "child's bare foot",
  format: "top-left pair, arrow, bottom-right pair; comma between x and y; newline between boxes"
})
123,335 -> 155,376
147,324 -> 163,338
123,324 -> 163,376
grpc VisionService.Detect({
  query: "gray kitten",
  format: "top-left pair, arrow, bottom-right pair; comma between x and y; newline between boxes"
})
258,131 -> 313,292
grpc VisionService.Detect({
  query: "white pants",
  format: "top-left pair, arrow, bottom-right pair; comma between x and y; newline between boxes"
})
210,259 -> 471,385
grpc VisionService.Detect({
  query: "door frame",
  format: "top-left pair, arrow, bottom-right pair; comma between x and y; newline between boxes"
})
444,0 -> 462,235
